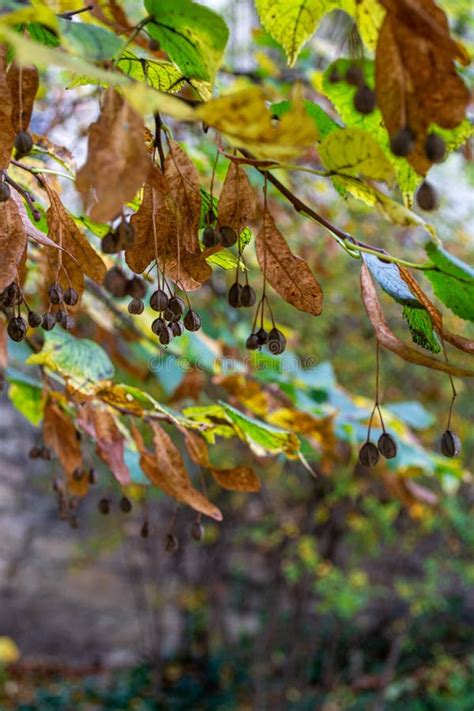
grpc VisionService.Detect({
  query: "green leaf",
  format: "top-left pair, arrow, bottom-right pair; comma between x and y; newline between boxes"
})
7,376 -> 43,426
402,306 -> 441,353
255,0 -> 352,67
424,243 -> 474,321
271,100 -> 340,140
319,127 -> 395,184
182,404 -> 236,443
116,51 -> 185,91
26,329 -> 115,386
363,254 -> 420,306
144,0 -> 229,83
59,18 -> 122,60
24,21 -> 60,47
219,401 -> 300,456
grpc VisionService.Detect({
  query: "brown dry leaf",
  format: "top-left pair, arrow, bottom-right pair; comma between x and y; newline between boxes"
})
150,422 -> 222,520
43,399 -> 88,497
217,162 -> 258,234
6,62 -> 39,133
256,212 -> 323,316
0,319 -> 7,370
10,190 -> 64,252
376,3 -> 469,174
180,427 -> 210,468
94,383 -> 144,416
90,406 -> 131,486
360,263 -> 474,377
211,466 -> 261,493
214,373 -> 271,417
0,196 -> 27,292
76,87 -> 150,222
0,46 -> 14,170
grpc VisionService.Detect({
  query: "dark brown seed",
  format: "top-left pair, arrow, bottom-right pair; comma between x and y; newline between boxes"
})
170,321 -> 183,337
126,276 -> 146,299
98,498 -> 111,515
246,333 -> 260,350
102,231 -> 121,254
268,327 -> 286,355
128,297 -> 144,315
6,283 -> 23,305
55,308 -> 67,323
120,496 -> 132,513
73,467 -> 84,481
40,446 -> 51,460
14,130 -> 33,156
416,181 -> 438,211
440,430 -> 461,458
240,284 -> 256,308
140,520 -> 149,538
377,432 -> 398,459
345,64 -> 363,86
29,445 -> 42,459
168,296 -> 184,317
256,327 -> 268,345
159,326 -> 173,345
202,226 -> 218,247
150,289 -> 169,311
88,468 -> 96,484
353,84 -> 376,114
228,282 -> 242,308
163,307 -> 178,322
0,181 -> 11,202
328,67 -> 340,84
425,133 -> 446,163
7,316 -> 26,342
191,520 -> 204,541
64,288 -> 79,306
103,267 -> 129,297
151,317 -> 166,335
165,533 -> 179,553
116,220 -> 135,248
183,309 -> 201,332
218,225 -> 238,247
28,311 -> 43,328
62,314 -> 75,330
41,313 -> 56,331
358,441 -> 379,467
390,127 -> 415,157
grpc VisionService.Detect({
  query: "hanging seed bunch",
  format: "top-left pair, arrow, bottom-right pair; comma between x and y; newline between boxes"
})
101,216 -> 136,254
328,61 -> 376,115
439,352 -> 461,458
148,266 -> 201,346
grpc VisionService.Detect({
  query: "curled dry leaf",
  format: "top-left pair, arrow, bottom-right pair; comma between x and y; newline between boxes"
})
211,466 -> 261,493
6,62 -> 39,133
217,161 -> 258,234
376,1 -> 469,174
360,263 -> 474,377
76,87 -> 150,222
180,426 -> 210,468
43,399 -> 88,497
0,194 -> 27,292
256,212 -> 323,316
90,406 -> 131,486
0,46 -> 15,169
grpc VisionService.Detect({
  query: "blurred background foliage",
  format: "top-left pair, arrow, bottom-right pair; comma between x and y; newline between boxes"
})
0,0 -> 473,709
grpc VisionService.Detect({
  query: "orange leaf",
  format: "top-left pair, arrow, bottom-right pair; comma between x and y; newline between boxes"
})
6,62 -> 39,134
0,194 -> 27,292
217,161 -> 258,234
90,406 -> 131,486
43,400 -> 88,497
0,46 -> 15,170
211,466 -> 261,493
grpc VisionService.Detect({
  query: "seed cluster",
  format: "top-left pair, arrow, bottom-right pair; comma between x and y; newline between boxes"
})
329,62 -> 376,115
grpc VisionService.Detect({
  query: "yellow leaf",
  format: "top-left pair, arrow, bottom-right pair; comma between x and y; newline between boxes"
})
319,127 -> 395,184
196,85 -> 318,160
354,0 -> 385,51
0,0 -> 58,31
0,636 -> 20,665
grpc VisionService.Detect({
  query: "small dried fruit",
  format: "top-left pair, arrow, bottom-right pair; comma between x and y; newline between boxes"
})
64,288 -> 79,306
62,314 -> 75,330
128,297 -> 144,315
55,309 -> 67,323
159,326 -> 173,345
41,313 -> 56,331
440,430 -> 461,458
102,230 -> 121,254
140,520 -> 149,538
73,467 -> 84,481
425,133 -> 446,163
183,309 -> 201,332
14,130 -> 33,156
7,316 -> 26,342
88,468 -> 96,484
165,533 -> 179,553
29,445 -> 42,459
256,327 -> 268,345
345,64 -> 363,86
120,495 -> 132,513
6,283 -> 23,305
353,84 -> 376,114
98,497 -> 111,515
228,282 -> 242,308
103,267 -> 128,297
328,67 -> 340,84
170,321 -> 183,337
151,317 -> 166,335
389,127 -> 415,157
203,226 -> 218,247
358,441 -> 379,467
126,276 -> 146,299
246,333 -> 259,350
191,520 -> 204,541
377,432 -> 398,459
0,181 -> 11,202
150,289 -> 169,312
168,296 -> 185,318
240,284 -> 256,308
416,181 -> 438,211
218,225 -> 238,247
268,327 -> 286,354
116,220 -> 135,249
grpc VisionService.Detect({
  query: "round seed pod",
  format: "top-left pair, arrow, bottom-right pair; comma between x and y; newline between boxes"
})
98,497 -> 111,515
377,432 -> 398,459
218,225 -> 238,247
390,127 -> 415,157
0,181 -> 11,202
101,231 -> 121,254
103,267 -> 129,297
40,446 -> 51,460
140,520 -> 149,539
116,220 -> 135,249
41,313 -> 56,331
128,297 -> 144,315
151,317 -> 166,335
73,467 -> 84,481
150,289 -> 169,312
126,276 -> 146,299
228,282 -> 242,308
88,468 -> 97,485
29,445 -> 42,459
268,327 -> 286,355
345,64 -> 363,85
64,288 -> 79,306
168,296 -> 185,318
353,84 -> 376,114
28,310 -> 43,328
165,533 -> 179,553
256,327 -> 268,345
162,307 -> 178,322
358,441 -> 380,467
14,130 -> 33,156
328,67 -> 341,84
191,520 -> 204,541
440,430 -> 461,458
246,333 -> 260,350
170,321 -> 184,337
240,284 -> 256,308
203,226 -> 218,247
425,133 -> 446,163
416,181 -> 438,211
7,283 -> 23,305
183,309 -> 201,332
62,314 -> 75,331
55,308 -> 67,323
120,496 -> 132,513
159,326 -> 173,346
